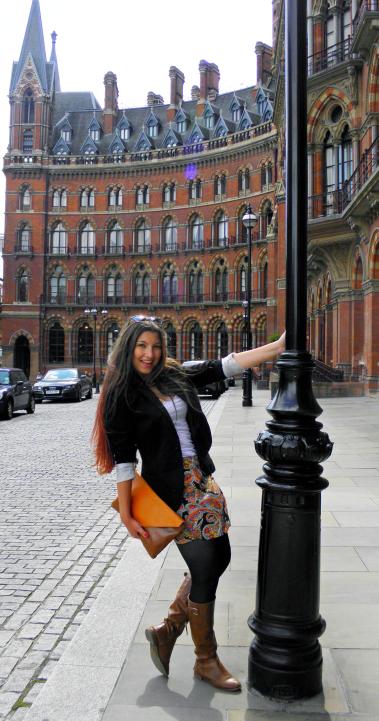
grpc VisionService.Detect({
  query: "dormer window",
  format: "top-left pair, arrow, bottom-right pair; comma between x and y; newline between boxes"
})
61,129 -> 71,142
90,128 -> 100,142
120,127 -> 130,140
232,108 -> 241,123
148,124 -> 158,138
205,115 -> 214,129
177,119 -> 186,133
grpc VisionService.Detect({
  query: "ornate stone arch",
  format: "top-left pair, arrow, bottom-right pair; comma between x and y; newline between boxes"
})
308,88 -> 355,143
8,328 -> 35,346
368,228 -> 379,279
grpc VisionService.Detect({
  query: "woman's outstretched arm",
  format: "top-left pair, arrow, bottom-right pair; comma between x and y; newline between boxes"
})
233,331 -> 285,370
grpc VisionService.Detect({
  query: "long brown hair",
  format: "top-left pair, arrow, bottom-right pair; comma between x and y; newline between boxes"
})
91,318 -> 193,474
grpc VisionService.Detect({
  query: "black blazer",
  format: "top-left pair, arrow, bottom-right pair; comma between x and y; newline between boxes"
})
105,360 -> 226,510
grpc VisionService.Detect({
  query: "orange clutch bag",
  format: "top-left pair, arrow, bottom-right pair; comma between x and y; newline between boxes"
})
111,472 -> 184,558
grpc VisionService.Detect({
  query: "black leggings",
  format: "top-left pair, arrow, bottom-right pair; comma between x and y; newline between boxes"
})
176,533 -> 231,603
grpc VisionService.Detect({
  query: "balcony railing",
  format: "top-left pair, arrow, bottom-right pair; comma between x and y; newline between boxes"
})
353,0 -> 379,34
308,136 -> 379,219
43,291 -> 267,308
307,38 -> 352,76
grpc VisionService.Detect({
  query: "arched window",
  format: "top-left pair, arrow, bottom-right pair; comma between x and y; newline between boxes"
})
21,187 -> 31,210
189,179 -> 202,201
214,212 -> 228,247
51,223 -> 67,254
136,185 -> 149,206
338,125 -> 352,187
134,272 -> 150,304
190,215 -> 204,249
162,269 -> 178,304
108,187 -> 122,207
188,266 -> 204,303
80,189 -> 95,208
22,130 -> 33,155
78,324 -> 93,363
239,258 -> 248,300
18,224 -> 31,252
214,174 -> 226,197
50,266 -> 67,304
17,270 -> 29,302
324,131 -> 334,215
106,323 -> 120,357
23,89 -> 34,123
214,262 -> 228,301
106,272 -> 123,304
135,220 -> 151,253
164,322 -> 177,358
163,218 -> 177,251
108,222 -> 123,254
259,261 -> 268,299
79,223 -> 95,254
238,169 -> 250,192
52,189 -> 67,208
238,207 -> 248,243
77,273 -> 95,304
260,202 -> 273,238
49,322 -> 65,363
189,322 -> 203,360
216,322 -> 228,358
163,183 -> 176,204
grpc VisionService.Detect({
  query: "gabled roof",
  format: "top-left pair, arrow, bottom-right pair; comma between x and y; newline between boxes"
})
135,130 -> 154,151
52,137 -> 71,155
163,127 -> 182,147
213,114 -> 235,138
108,129 -> 126,153
80,134 -> 99,154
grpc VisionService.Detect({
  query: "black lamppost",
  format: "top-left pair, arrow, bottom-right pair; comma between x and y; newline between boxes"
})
84,307 -> 108,392
247,0 -> 333,700
242,205 -> 257,407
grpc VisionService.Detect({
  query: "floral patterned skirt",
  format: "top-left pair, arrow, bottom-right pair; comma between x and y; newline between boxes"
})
175,456 -> 230,544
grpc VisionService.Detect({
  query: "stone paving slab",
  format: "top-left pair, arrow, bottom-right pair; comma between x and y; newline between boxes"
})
4,389 -> 379,721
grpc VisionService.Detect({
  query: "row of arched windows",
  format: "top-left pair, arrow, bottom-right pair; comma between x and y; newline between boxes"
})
15,206 -> 271,256
46,319 -> 267,364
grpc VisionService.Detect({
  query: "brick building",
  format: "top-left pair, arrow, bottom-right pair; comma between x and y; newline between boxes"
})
273,0 -> 379,392
2,0 -> 279,381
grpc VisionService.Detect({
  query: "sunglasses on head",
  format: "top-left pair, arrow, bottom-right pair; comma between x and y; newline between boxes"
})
130,315 -> 162,326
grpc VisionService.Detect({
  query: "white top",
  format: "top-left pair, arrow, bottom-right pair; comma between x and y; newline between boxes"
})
115,352 -> 243,483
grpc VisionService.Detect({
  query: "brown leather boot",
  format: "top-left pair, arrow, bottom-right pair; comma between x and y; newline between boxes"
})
188,599 -> 241,692
145,573 -> 191,676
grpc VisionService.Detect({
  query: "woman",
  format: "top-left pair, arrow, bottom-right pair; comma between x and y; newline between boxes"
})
92,316 -> 285,692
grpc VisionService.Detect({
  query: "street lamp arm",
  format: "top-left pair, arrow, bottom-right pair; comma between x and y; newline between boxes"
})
234,332 -> 285,370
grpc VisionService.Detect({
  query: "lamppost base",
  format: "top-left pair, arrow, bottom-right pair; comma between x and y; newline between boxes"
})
248,640 -> 324,700
242,398 -> 253,407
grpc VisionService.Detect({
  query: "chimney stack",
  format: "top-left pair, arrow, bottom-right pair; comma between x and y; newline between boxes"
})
167,66 -> 185,120
147,91 -> 164,107
103,72 -> 118,134
255,42 -> 273,85
197,60 -> 220,114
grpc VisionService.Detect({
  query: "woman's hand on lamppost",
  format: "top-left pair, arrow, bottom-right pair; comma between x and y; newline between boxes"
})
234,331 -> 286,370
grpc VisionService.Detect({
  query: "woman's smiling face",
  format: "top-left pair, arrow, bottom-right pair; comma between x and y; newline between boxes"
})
132,331 -> 162,375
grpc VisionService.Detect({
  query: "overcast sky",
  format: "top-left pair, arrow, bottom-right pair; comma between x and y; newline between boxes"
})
0,0 -> 273,274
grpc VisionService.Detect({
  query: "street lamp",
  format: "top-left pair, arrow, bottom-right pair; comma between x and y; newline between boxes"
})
241,204 -> 258,407
247,0 -> 333,700
84,307 -> 108,392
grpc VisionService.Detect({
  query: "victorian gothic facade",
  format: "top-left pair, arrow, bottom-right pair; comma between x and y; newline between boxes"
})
272,0 -> 379,391
2,0 -> 277,380
2,0 -> 378,392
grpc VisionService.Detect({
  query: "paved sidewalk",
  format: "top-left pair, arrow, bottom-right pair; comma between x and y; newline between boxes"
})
22,388 -> 379,721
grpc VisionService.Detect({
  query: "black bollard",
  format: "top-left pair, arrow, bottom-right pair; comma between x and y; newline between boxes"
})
247,0 -> 333,700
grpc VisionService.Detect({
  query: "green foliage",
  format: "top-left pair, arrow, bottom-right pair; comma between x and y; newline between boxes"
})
268,332 -> 280,343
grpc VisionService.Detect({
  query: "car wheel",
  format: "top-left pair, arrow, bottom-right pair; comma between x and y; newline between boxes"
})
211,392 -> 221,400
3,398 -> 13,420
35,399 -> 43,404
75,388 -> 82,402
26,396 -> 36,414
86,386 -> 93,399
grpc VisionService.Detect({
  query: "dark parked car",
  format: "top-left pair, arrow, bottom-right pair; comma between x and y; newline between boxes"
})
0,368 -> 35,420
182,361 -> 228,400
33,368 -> 93,403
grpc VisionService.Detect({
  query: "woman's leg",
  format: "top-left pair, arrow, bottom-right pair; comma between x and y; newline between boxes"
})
176,534 -> 231,603
177,534 -> 240,691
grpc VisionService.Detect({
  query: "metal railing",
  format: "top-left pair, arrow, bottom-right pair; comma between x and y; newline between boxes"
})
308,136 -> 379,219
353,0 -> 379,35
313,359 -> 344,383
307,38 -> 351,76
42,291 -> 267,308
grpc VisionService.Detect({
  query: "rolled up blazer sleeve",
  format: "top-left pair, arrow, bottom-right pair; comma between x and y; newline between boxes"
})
182,360 -> 225,388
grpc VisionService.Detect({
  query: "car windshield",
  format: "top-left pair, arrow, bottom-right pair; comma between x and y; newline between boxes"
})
0,371 -> 10,385
43,369 -> 78,381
